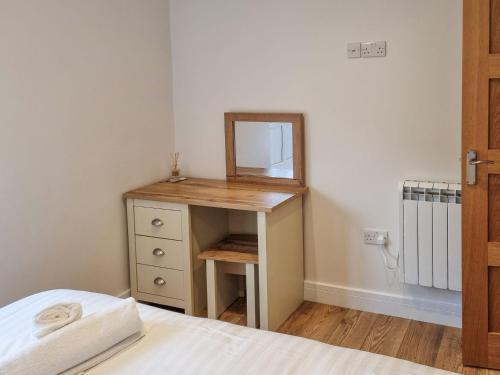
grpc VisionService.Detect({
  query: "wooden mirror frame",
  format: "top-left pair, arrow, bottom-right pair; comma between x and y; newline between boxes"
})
225,112 -> 305,186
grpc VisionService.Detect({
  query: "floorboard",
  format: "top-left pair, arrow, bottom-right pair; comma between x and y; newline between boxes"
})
396,320 -> 445,367
278,302 -> 347,343
435,327 -> 464,373
361,314 -> 410,357
328,310 -> 378,349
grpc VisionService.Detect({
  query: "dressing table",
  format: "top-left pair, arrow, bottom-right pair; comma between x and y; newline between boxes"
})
124,113 -> 306,331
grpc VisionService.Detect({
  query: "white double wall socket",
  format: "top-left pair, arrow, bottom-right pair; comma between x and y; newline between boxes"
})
347,41 -> 386,58
363,229 -> 388,245
361,41 -> 386,57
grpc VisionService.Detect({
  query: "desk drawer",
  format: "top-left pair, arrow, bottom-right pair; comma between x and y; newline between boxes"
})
136,236 -> 183,270
137,264 -> 184,300
134,206 -> 182,240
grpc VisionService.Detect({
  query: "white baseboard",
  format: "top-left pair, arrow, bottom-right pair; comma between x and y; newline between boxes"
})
304,280 -> 461,328
118,283 -> 460,327
116,289 -> 131,299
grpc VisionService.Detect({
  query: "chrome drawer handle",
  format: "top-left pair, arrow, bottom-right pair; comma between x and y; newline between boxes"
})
154,277 -> 166,286
151,218 -> 164,227
152,248 -> 165,256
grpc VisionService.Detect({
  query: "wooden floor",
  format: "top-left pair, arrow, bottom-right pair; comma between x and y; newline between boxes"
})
215,298 -> 500,375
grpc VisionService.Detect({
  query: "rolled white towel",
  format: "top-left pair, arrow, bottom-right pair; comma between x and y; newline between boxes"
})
34,302 -> 82,338
0,297 -> 144,375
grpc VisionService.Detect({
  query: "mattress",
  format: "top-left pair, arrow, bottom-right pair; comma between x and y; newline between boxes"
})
0,290 -> 457,375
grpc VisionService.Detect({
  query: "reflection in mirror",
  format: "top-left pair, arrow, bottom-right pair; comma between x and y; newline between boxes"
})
235,122 -> 293,179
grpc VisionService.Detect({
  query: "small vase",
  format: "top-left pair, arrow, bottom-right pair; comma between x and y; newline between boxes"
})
171,169 -> 180,177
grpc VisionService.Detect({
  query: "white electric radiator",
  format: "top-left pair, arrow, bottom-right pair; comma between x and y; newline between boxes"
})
399,180 -> 461,291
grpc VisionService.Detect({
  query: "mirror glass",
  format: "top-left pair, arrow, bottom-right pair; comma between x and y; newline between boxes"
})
235,121 -> 293,178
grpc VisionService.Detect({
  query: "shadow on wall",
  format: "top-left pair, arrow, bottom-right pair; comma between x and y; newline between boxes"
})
304,187 -> 350,284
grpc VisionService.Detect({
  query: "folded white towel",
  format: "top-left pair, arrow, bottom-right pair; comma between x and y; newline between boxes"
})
0,297 -> 144,375
60,329 -> 144,375
34,302 -> 82,338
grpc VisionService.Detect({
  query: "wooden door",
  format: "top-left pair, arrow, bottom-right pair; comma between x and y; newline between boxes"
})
463,0 -> 500,368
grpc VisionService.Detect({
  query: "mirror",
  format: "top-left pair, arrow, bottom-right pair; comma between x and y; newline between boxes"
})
235,121 -> 293,179
225,113 -> 304,186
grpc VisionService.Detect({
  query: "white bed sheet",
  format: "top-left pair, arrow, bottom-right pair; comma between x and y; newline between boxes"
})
0,290 -> 457,375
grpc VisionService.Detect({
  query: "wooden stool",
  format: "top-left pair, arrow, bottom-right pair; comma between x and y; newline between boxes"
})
198,235 -> 259,328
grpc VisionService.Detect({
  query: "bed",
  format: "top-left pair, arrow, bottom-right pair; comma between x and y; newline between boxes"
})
0,289 -> 457,375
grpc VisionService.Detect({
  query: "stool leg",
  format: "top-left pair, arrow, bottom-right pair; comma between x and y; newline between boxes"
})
245,263 -> 259,328
206,259 -> 217,320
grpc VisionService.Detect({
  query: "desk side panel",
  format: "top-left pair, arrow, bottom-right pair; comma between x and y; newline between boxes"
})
258,196 -> 304,331
126,199 -> 138,298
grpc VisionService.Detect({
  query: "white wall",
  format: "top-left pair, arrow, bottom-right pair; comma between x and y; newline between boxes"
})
171,0 -> 463,324
0,0 -> 174,306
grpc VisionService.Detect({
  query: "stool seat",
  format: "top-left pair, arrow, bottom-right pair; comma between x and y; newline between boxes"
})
198,249 -> 258,264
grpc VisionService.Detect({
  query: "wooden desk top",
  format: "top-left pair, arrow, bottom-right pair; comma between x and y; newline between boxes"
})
123,178 -> 307,212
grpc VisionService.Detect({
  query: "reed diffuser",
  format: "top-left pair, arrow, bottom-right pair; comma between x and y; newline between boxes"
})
166,152 -> 187,183
170,152 -> 180,177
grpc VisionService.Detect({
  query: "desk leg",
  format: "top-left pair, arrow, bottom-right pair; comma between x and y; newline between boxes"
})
246,263 -> 259,328
206,259 -> 217,319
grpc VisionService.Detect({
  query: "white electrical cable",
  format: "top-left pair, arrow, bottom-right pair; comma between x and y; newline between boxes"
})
376,234 -> 399,270
378,245 -> 399,270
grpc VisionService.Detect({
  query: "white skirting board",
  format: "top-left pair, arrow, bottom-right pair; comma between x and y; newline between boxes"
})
119,284 -> 460,328
304,280 -> 461,328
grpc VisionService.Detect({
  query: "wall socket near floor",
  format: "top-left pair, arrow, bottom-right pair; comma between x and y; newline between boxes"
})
363,229 -> 388,245
347,41 -> 386,58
